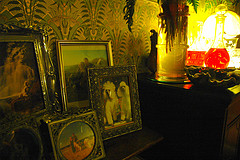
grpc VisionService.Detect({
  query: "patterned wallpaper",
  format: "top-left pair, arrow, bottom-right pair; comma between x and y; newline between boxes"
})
0,0 -> 159,73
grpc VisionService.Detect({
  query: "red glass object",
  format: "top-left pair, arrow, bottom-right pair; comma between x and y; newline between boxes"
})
204,48 -> 230,69
186,50 -> 206,66
204,5 -> 230,69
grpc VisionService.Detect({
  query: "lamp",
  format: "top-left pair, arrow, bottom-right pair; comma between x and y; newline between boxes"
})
202,11 -> 240,41
186,5 -> 240,68
202,6 -> 240,68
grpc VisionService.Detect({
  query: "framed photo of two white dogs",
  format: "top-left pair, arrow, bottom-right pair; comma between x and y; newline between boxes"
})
87,65 -> 142,140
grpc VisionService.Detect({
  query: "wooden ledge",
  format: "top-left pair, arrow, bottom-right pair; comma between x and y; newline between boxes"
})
104,127 -> 164,160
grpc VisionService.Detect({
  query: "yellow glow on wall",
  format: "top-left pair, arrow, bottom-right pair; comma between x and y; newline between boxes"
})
187,2 -> 213,51
202,11 -> 240,38
188,6 -> 240,51
187,3 -> 240,68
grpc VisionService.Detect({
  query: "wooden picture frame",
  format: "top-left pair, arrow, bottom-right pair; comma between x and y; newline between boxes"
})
0,30 -> 50,118
56,40 -> 113,111
48,111 -> 105,160
0,118 -> 43,160
88,65 -> 142,140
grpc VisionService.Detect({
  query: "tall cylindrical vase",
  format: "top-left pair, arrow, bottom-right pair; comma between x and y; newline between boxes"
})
156,44 -> 188,81
155,3 -> 189,82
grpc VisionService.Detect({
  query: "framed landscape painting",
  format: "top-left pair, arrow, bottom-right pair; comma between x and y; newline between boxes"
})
88,65 -> 142,140
56,40 -> 113,111
48,111 -> 105,160
0,31 -> 49,117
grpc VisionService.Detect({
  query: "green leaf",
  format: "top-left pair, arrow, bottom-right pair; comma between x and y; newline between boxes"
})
9,7 -> 22,12
233,0 -> 240,5
188,0 -> 199,13
123,0 -> 136,32
205,0 -> 217,11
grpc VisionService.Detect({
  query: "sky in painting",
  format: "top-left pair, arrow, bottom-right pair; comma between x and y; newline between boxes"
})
59,121 -> 95,149
61,44 -> 108,66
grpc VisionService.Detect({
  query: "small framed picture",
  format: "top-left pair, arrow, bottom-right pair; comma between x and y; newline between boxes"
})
56,40 -> 113,111
0,119 -> 43,160
88,65 -> 142,140
0,31 -> 50,117
48,111 -> 105,160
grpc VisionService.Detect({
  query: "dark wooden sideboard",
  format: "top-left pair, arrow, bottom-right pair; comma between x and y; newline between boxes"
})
221,93 -> 240,160
104,127 -> 163,160
137,75 -> 240,160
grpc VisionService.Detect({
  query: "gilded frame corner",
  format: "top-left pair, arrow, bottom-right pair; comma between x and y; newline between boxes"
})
0,118 -> 43,160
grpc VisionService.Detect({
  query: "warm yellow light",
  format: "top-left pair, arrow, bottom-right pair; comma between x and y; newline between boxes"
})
201,9 -> 240,68
202,11 -> 240,39
187,4 -> 240,67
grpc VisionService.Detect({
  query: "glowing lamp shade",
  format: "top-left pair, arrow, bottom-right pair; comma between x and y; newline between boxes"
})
202,6 -> 240,69
202,11 -> 240,39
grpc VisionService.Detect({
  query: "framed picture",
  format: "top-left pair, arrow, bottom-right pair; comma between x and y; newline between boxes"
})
0,31 -> 50,117
48,111 -> 105,160
0,118 -> 43,160
56,40 -> 113,111
88,65 -> 142,140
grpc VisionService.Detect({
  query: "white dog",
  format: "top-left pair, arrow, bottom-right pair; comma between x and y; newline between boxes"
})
102,81 -> 119,126
117,81 -> 131,122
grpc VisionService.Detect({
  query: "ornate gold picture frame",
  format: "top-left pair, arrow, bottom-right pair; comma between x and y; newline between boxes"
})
56,40 -> 113,111
0,118 -> 43,160
88,65 -> 142,140
0,29 -> 50,118
48,111 -> 105,160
